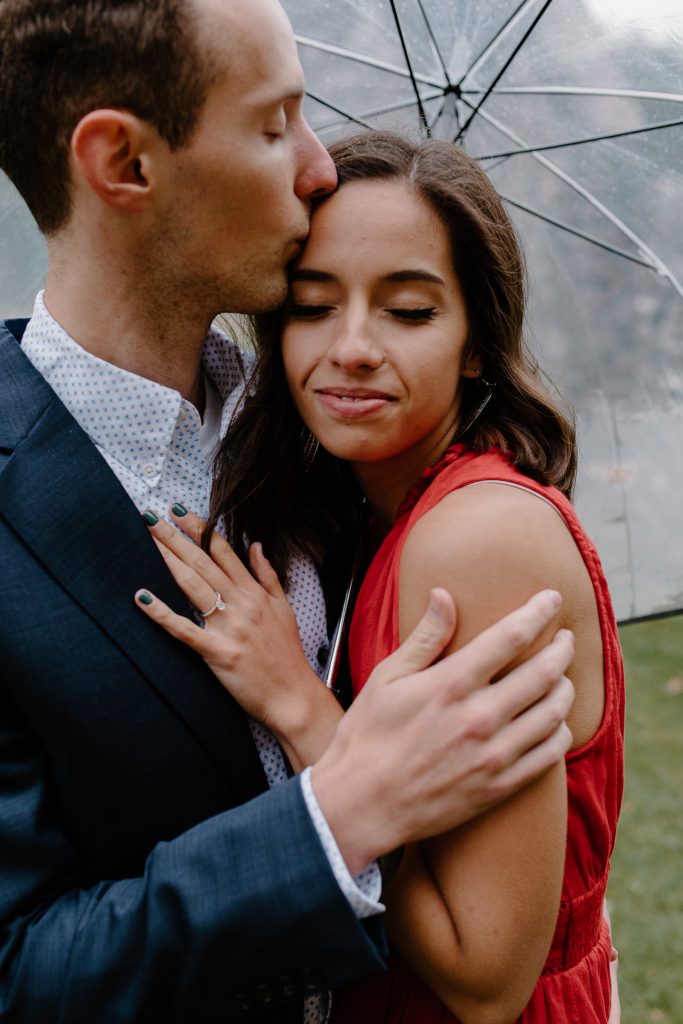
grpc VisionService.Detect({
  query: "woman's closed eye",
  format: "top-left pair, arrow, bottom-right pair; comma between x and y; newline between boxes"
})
287,302 -> 334,320
286,303 -> 439,322
388,306 -> 437,322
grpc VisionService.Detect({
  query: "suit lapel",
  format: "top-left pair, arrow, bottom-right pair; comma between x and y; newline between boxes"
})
0,322 -> 267,801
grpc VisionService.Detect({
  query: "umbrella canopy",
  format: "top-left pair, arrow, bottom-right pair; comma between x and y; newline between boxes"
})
0,0 -> 680,622
283,0 -> 683,623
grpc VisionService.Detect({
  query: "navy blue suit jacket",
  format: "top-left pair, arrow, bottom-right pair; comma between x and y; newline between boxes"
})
0,319 -> 384,1022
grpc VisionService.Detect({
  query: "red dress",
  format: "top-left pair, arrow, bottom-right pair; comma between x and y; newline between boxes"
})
336,446 -> 624,1024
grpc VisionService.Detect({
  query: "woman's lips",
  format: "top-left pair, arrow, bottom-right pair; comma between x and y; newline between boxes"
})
315,387 -> 395,418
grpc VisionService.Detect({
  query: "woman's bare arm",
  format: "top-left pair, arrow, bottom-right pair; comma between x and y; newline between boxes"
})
386,482 -> 605,1024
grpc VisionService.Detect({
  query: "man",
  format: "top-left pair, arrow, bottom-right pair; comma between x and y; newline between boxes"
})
0,0 -> 574,1020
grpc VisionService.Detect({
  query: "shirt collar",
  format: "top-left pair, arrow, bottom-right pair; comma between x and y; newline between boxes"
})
21,291 -> 249,476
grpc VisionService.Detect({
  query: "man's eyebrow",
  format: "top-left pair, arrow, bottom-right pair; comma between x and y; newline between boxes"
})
265,88 -> 305,108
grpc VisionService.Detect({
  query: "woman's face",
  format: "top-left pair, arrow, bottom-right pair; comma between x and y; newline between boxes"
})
281,179 -> 479,481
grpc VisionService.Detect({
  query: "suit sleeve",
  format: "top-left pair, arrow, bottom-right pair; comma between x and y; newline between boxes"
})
0,695 -> 385,1023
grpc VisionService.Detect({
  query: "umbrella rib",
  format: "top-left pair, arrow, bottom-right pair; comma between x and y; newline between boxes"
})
618,607 -> 683,626
304,93 -> 374,131
455,0 -> 556,143
477,118 -> 683,160
464,103 -> 683,299
311,90 -> 444,135
460,86 -> 683,104
295,35 -> 443,89
388,0 -> 431,134
456,0 -> 538,89
501,196 -> 657,269
414,0 -> 452,84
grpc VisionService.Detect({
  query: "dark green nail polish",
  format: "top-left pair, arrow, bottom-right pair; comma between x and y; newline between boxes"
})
172,503 -> 188,517
138,591 -> 153,606
142,509 -> 159,526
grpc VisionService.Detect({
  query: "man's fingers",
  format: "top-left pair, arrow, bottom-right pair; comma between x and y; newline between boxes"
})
476,628 -> 575,728
457,673 -> 573,808
370,588 -> 456,684
493,673 -> 575,761
431,589 -> 564,698
485,721 -> 573,804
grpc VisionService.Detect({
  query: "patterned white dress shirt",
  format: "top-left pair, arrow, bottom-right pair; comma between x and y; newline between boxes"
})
22,291 -> 383,1023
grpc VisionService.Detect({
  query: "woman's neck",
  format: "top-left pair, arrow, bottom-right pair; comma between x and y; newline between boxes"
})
351,431 -> 457,527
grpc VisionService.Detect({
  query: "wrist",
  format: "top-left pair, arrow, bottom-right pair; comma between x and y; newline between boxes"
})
310,752 -> 398,876
267,674 -> 343,772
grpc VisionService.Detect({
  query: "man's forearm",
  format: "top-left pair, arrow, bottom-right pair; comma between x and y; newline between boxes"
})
0,779 -> 384,1022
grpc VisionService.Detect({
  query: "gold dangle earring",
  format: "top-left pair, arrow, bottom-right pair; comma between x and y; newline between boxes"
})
455,370 -> 496,440
300,427 -> 320,471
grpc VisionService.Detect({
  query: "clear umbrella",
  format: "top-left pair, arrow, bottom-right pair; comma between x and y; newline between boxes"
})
282,0 -> 683,623
1,0 -> 681,621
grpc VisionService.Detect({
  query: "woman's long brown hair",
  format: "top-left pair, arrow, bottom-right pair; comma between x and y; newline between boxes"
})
206,131 -> 577,586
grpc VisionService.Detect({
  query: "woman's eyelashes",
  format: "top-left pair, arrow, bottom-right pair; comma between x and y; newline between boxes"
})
287,303 -> 333,320
387,307 -> 437,322
287,303 -> 438,322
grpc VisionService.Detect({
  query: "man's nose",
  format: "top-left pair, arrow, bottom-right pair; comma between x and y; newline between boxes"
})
295,122 -> 338,201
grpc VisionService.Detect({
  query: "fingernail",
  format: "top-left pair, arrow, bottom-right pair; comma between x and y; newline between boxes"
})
137,591 -> 154,605
172,503 -> 188,517
142,509 -> 159,526
558,628 -> 574,644
545,589 -> 562,610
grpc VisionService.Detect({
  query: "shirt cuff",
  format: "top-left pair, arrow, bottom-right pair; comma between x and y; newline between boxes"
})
300,767 -> 385,919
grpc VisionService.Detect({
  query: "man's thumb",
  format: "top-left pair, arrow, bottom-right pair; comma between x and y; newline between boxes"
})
371,588 -> 456,684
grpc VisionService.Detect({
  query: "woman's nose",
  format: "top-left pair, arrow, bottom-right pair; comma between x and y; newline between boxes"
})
328,318 -> 383,370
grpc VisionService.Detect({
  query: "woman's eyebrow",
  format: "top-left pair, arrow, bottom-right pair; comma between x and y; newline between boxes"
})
289,268 -> 335,282
385,269 -> 445,285
289,268 -> 445,285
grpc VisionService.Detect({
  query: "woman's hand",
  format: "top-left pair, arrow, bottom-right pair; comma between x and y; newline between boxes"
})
134,507 -> 343,769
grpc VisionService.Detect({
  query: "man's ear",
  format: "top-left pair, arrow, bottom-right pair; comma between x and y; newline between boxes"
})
70,109 -> 160,212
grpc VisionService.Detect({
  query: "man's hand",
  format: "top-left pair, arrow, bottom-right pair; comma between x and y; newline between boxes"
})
311,588 -> 574,875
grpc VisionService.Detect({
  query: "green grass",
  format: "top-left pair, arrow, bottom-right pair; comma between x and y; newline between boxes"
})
607,616 -> 683,1024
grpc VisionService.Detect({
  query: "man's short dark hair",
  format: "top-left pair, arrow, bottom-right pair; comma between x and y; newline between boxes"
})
0,0 -> 217,234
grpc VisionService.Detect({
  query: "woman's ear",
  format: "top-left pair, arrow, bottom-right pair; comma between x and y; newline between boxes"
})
461,350 -> 483,379
70,109 -> 159,213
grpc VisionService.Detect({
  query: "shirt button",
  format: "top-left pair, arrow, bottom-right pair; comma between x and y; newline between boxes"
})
142,463 -> 157,478
178,407 -> 187,423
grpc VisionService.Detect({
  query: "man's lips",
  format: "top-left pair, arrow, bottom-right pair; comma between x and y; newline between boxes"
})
315,387 -> 396,418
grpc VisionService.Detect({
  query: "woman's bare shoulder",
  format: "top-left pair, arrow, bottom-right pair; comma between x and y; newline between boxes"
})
399,479 -> 605,747
400,480 -> 583,613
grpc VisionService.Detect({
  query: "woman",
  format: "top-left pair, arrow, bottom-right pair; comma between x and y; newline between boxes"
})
136,131 -> 623,1022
